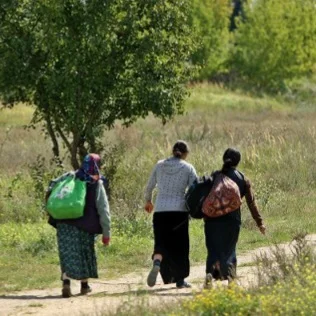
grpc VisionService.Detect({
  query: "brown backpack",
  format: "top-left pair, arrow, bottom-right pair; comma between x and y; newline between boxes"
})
202,173 -> 242,218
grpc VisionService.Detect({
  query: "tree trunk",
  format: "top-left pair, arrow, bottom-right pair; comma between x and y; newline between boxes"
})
70,133 -> 80,170
78,135 -> 88,161
45,114 -> 60,160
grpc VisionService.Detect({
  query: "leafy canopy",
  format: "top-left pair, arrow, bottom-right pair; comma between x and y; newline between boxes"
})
232,0 -> 316,90
0,0 -> 196,168
190,0 -> 231,80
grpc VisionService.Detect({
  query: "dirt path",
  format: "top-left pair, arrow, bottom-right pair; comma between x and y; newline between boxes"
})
2,234 -> 316,316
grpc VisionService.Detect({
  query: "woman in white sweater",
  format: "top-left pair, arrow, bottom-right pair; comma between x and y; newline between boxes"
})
144,140 -> 197,289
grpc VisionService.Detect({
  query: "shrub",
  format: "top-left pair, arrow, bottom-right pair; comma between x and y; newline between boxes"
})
190,0 -> 231,80
181,234 -> 316,315
232,0 -> 316,90
0,222 -> 56,256
254,233 -> 316,287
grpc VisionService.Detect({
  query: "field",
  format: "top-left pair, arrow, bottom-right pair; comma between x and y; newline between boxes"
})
1,81 -> 316,305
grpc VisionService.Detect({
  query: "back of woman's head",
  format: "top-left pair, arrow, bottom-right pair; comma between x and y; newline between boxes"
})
172,140 -> 189,159
221,148 -> 241,173
82,153 -> 101,176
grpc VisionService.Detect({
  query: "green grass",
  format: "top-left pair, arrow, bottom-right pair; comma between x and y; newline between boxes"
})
92,236 -> 316,315
185,84 -> 291,113
1,82 -> 316,294
0,104 -> 34,127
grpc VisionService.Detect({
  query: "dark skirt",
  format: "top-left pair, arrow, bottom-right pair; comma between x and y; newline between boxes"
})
153,211 -> 190,284
57,223 -> 98,280
204,219 -> 240,280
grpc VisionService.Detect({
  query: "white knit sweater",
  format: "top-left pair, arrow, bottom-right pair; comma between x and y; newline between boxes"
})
144,157 -> 197,212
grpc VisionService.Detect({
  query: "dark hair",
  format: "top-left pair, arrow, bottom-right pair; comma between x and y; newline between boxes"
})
172,140 -> 189,159
221,148 -> 241,174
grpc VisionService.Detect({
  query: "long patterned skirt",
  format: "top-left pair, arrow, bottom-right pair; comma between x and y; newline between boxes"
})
56,223 -> 98,280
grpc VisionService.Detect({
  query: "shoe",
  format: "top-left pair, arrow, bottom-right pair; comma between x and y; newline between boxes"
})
80,285 -> 92,295
203,273 -> 213,289
147,265 -> 160,287
61,284 -> 72,298
176,280 -> 192,289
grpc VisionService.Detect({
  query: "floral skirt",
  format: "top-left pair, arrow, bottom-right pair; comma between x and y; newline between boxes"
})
56,223 -> 98,280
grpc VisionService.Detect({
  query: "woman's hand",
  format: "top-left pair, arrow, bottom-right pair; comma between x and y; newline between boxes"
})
259,225 -> 266,235
144,201 -> 154,213
102,236 -> 110,246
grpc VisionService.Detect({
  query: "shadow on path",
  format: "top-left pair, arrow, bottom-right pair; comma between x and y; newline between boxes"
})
90,287 -> 194,298
0,293 -> 81,300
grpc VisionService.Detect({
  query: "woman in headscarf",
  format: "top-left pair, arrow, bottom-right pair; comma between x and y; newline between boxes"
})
46,154 -> 111,298
203,148 -> 266,288
144,140 -> 198,289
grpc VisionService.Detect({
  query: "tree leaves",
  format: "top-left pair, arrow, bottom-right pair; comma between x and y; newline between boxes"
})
0,0 -> 196,167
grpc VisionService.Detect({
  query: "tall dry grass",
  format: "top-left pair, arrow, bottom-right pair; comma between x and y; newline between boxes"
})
1,83 -> 316,292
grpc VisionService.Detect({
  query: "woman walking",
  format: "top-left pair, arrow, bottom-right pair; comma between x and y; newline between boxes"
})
203,148 -> 265,288
144,140 -> 197,289
46,154 -> 111,298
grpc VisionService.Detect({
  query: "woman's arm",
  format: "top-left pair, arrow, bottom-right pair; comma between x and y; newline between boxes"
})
188,165 -> 198,187
144,164 -> 158,203
96,180 -> 111,239
245,179 -> 265,234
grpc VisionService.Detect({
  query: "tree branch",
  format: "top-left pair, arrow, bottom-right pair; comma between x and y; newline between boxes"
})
56,124 -> 72,153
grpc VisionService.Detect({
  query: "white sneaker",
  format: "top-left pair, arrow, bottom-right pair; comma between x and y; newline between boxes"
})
203,273 -> 213,289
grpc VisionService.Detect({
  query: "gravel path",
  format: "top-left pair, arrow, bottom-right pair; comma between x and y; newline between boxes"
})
2,234 -> 316,316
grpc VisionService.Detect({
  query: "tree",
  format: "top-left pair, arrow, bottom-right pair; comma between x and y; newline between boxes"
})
230,0 -> 244,31
0,0 -> 196,168
190,0 -> 231,80
232,0 -> 316,90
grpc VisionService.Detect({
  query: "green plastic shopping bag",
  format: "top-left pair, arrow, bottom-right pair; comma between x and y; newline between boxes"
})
46,175 -> 86,219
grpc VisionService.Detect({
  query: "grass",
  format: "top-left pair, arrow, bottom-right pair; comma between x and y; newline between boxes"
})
185,83 -> 291,113
1,82 -> 316,295
0,104 -> 34,127
90,235 -> 316,315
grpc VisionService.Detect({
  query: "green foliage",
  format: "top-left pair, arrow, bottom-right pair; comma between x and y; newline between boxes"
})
0,222 -> 57,257
0,155 -> 64,224
232,0 -> 316,90
190,0 -> 231,79
180,235 -> 316,315
255,233 -> 314,286
28,155 -> 64,207
101,142 -> 127,200
0,174 -> 43,224
92,234 -> 316,315
0,0 -> 196,168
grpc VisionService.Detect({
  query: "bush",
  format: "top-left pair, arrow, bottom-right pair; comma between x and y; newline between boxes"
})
0,173 -> 42,223
190,0 -> 231,80
181,234 -> 316,315
0,222 -> 56,256
232,0 -> 316,90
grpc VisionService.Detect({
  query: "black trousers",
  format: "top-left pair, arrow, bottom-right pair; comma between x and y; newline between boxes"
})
204,219 -> 240,280
153,211 -> 190,284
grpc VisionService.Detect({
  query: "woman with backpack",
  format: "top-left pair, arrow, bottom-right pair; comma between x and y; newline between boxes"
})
46,154 -> 111,298
144,140 -> 198,289
203,148 -> 266,288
